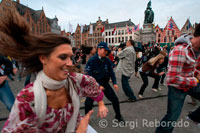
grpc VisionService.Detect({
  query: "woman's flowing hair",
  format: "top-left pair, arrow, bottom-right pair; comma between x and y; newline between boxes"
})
0,9 -> 71,74
148,50 -> 166,66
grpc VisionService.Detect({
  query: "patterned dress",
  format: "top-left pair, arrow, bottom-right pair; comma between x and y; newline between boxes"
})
2,73 -> 104,132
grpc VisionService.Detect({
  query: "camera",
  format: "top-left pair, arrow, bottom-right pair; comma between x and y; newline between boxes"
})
118,42 -> 126,50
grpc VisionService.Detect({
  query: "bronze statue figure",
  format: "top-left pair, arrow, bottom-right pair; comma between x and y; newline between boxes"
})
144,0 -> 154,24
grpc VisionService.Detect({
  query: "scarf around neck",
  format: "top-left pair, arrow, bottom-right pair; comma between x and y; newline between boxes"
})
32,70 -> 80,133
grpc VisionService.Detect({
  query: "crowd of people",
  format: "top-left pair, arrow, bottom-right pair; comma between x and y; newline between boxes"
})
0,9 -> 200,133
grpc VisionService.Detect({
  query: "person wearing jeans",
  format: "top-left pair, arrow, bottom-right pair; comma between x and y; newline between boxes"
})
116,40 -> 137,101
156,24 -> 200,133
0,79 -> 15,111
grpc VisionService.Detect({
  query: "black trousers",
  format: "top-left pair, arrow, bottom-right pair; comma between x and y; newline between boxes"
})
160,73 -> 166,84
138,72 -> 160,95
85,82 -> 121,117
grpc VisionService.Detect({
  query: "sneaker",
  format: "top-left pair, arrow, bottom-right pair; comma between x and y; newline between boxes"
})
115,115 -> 125,123
160,83 -> 165,86
185,116 -> 199,124
158,88 -> 162,91
152,88 -> 158,92
127,98 -> 137,102
138,94 -> 143,99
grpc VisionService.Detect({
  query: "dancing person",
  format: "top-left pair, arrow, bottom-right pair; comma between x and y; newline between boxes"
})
116,40 -> 137,101
0,10 -> 108,132
138,51 -> 166,99
85,42 -> 125,122
156,24 -> 200,133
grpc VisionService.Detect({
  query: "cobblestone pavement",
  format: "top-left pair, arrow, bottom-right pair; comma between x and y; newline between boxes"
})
0,71 -> 199,132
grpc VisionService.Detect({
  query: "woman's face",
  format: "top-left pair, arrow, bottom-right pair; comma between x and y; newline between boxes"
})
159,58 -> 164,64
40,44 -> 73,81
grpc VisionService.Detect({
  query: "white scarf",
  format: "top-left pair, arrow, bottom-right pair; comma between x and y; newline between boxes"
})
33,71 -> 80,133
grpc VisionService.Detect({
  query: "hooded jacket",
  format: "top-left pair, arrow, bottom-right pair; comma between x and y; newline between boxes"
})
166,34 -> 200,91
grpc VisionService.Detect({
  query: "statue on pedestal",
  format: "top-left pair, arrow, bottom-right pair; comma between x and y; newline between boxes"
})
144,0 -> 154,24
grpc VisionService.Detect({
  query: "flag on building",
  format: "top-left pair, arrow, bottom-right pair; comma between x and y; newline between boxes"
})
81,25 -> 84,33
69,22 -> 73,33
112,25 -> 116,35
89,25 -> 93,34
133,24 -> 140,32
101,26 -> 105,36
126,25 -> 132,34
186,21 -> 192,30
168,20 -> 174,30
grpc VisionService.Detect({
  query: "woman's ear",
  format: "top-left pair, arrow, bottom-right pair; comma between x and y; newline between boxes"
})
39,55 -> 47,65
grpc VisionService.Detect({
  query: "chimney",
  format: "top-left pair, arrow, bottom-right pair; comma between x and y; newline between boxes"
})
17,0 -> 20,4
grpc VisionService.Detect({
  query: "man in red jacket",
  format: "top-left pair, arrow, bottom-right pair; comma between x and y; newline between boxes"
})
156,23 -> 200,133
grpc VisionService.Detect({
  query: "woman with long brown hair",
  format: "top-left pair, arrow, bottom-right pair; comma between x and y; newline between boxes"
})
0,10 -> 108,132
138,51 -> 166,99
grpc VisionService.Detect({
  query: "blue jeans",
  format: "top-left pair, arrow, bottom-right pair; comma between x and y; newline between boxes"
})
156,84 -> 200,133
0,80 -> 15,111
121,75 -> 136,100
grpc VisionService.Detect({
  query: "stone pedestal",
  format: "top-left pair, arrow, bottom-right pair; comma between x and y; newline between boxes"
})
141,23 -> 156,44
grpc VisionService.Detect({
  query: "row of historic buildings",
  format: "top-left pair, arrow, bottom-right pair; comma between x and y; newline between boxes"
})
0,0 -> 61,35
74,16 -> 197,47
1,0 -> 198,47
74,17 -> 140,46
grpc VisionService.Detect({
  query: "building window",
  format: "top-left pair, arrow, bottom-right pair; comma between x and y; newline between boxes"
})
164,37 -> 167,42
172,30 -> 175,36
109,32 -> 111,36
106,38 -> 108,43
122,37 -> 124,42
115,37 -> 117,43
106,32 -> 107,36
118,30 -> 121,35
112,38 -> 114,43
109,38 -> 111,43
130,36 -> 132,40
118,37 -> 121,42
6,2 -> 11,6
122,30 -> 124,35
158,34 -> 161,37
126,37 -> 128,42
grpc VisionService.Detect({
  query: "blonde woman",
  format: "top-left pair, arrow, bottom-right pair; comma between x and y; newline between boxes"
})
138,51 -> 166,98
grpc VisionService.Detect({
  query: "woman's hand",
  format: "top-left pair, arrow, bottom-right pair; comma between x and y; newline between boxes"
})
113,84 -> 119,92
76,110 -> 94,133
97,101 -> 108,118
159,72 -> 165,76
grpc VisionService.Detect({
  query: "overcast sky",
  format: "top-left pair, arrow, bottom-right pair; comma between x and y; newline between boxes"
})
14,0 -> 200,32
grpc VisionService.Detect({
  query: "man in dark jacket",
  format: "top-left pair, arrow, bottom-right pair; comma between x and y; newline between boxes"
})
85,42 -> 124,122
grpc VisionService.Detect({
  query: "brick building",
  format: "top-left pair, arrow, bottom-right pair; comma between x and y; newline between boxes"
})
155,17 -> 181,45
74,17 -> 140,47
181,19 -> 194,35
104,19 -> 140,46
74,17 -> 105,47
0,0 -> 61,35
